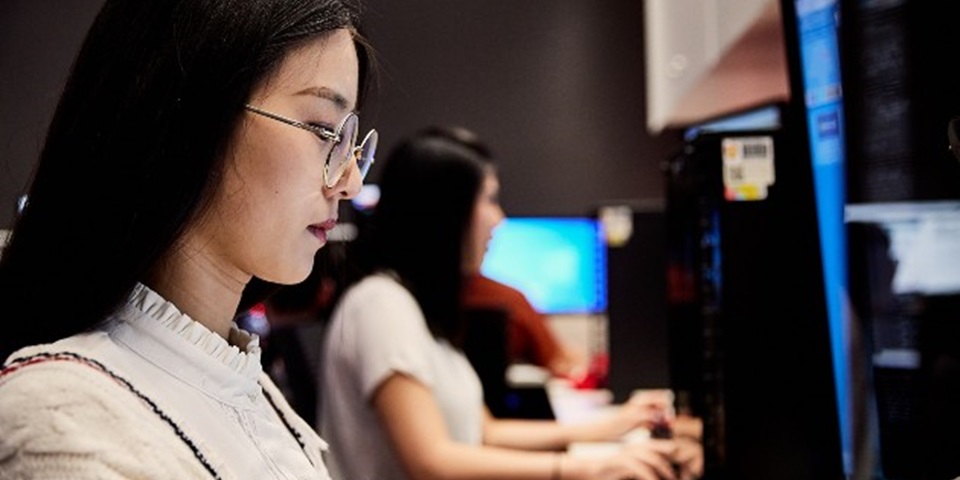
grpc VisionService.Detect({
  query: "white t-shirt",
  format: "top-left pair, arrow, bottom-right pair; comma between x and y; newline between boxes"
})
319,273 -> 485,480
0,283 -> 331,480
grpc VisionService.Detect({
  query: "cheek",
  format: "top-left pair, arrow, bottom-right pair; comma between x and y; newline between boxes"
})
243,143 -> 300,190
216,141 -> 311,250
482,209 -> 501,235
218,158 -> 284,224
208,167 -> 315,283
231,135 -> 320,214
233,117 -> 322,192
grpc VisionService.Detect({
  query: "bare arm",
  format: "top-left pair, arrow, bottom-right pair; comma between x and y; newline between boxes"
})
372,373 -> 678,480
484,389 -> 676,450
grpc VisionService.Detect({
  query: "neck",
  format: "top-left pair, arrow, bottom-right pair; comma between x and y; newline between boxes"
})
145,239 -> 250,340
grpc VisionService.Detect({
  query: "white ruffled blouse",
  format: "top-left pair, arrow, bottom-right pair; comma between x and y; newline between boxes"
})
0,283 -> 332,480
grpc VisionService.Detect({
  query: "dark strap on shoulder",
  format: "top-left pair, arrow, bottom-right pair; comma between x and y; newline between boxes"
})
261,382 -> 317,467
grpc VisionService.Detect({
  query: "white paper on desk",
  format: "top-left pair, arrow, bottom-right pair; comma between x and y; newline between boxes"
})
546,381 -> 614,425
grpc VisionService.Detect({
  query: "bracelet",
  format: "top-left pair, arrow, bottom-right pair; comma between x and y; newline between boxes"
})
552,452 -> 563,480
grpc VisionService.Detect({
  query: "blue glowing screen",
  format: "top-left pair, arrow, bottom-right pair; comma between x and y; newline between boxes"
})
481,217 -> 607,315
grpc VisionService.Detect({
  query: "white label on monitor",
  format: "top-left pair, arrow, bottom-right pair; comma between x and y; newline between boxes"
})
721,136 -> 776,201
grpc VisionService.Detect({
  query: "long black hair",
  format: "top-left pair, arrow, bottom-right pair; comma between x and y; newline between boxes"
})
360,126 -> 494,346
0,0 -> 373,360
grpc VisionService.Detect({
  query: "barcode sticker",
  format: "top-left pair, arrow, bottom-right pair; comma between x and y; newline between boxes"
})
743,142 -> 769,159
721,136 -> 775,201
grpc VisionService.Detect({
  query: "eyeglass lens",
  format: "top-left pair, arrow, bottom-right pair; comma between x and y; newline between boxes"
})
357,130 -> 379,179
327,115 -> 360,186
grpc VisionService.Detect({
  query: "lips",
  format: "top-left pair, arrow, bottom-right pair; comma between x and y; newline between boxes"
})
308,218 -> 338,243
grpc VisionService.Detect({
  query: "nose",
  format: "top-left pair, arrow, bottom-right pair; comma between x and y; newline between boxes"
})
327,157 -> 363,199
494,204 -> 506,225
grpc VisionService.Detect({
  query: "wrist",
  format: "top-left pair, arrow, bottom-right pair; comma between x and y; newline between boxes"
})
556,455 -> 593,480
552,452 -> 563,480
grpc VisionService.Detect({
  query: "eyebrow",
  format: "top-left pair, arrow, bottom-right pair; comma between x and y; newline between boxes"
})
296,86 -> 353,112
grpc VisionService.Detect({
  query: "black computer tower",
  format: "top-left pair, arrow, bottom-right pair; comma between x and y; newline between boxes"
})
664,125 -> 843,480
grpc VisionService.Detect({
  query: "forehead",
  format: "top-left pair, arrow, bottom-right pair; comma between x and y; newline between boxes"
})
256,28 -> 359,111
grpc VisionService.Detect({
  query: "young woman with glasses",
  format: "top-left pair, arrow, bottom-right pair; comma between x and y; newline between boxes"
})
0,0 -> 376,478
319,126 -> 703,480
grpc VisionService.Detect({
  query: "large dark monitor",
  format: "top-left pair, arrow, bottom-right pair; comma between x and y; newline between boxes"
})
480,217 -> 607,315
846,201 -> 960,478
786,0 -> 960,477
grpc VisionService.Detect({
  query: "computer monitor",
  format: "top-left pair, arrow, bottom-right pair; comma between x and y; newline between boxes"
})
480,217 -> 607,315
786,0 -> 960,475
783,0 -> 853,474
846,201 -> 960,478
682,103 -> 782,142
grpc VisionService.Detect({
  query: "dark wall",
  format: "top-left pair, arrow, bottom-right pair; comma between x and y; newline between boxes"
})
0,0 -> 106,229
0,0 -> 683,228
360,0 -> 683,216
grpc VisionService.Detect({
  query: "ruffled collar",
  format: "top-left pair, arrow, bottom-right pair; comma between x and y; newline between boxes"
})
108,283 -> 264,406
129,283 -> 261,367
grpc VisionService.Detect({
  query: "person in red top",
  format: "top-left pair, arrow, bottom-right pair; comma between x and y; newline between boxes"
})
434,126 -> 588,381
462,273 -> 586,379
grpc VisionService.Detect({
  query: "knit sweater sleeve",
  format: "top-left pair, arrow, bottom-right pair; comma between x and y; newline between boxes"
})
0,358 -> 214,479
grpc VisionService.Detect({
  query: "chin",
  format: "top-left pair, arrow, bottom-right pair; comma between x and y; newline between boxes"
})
258,258 -> 315,286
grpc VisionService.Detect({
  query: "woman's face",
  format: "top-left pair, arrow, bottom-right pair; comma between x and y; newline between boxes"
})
464,171 -> 505,274
192,28 -> 363,285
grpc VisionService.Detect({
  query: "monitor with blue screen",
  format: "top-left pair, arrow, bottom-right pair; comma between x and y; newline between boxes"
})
480,217 -> 607,315
788,0 -> 854,474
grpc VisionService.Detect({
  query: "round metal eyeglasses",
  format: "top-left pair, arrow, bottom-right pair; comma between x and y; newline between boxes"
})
244,104 -> 378,188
